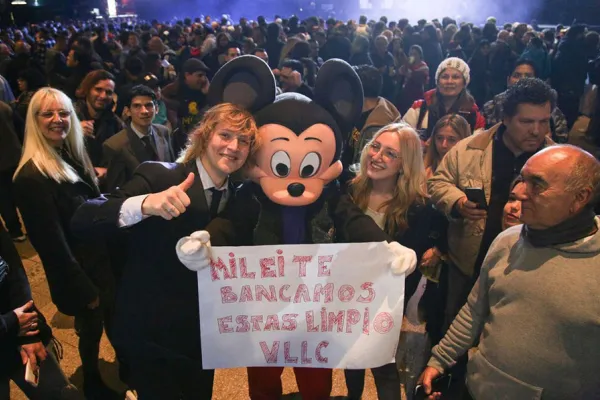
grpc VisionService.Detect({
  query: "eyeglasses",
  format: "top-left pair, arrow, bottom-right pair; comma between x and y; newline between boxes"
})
37,110 -> 72,119
368,141 -> 400,161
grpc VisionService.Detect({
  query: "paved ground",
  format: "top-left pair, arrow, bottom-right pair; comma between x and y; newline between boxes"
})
10,239 -> 428,399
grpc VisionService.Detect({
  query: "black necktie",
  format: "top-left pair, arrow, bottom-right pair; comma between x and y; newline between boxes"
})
209,188 -> 223,219
141,135 -> 158,161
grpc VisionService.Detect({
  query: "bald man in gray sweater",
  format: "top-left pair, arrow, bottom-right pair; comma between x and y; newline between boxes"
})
419,145 -> 600,400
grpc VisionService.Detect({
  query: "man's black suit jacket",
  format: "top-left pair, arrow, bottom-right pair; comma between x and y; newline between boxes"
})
71,160 -> 229,366
102,124 -> 174,192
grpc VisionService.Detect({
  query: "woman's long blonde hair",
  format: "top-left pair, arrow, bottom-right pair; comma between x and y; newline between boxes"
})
13,88 -> 96,185
351,123 -> 428,236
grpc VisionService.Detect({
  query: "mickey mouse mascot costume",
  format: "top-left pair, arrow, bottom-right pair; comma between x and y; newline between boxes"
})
177,55 -> 417,399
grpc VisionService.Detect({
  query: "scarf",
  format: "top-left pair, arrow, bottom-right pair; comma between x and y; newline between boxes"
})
522,207 -> 598,247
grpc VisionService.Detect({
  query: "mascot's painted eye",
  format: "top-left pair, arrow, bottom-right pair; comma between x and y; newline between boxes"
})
299,152 -> 321,178
271,150 -> 291,177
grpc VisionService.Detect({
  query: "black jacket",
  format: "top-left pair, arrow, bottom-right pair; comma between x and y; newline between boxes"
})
4,54 -> 44,96
70,161 -> 230,366
349,52 -> 373,67
102,124 -> 174,192
335,190 -> 448,300
264,40 -> 285,70
75,100 -> 125,167
13,159 -> 112,316
321,35 -> 352,62
212,181 -> 391,247
552,37 -> 588,97
0,102 -> 21,172
0,227 -> 52,377
45,49 -> 70,89
335,192 -> 447,264
421,40 -> 444,87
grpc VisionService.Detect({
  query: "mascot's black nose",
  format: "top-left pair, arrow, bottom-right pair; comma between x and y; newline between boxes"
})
287,183 -> 305,197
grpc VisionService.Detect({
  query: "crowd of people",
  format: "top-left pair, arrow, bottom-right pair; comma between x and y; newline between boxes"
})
0,10 -> 600,400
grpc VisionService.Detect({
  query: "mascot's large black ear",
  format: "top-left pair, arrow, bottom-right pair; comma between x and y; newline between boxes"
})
313,59 -> 364,135
208,55 -> 276,112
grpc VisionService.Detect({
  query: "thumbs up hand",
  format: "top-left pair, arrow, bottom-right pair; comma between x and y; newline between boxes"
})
141,172 -> 195,220
176,230 -> 212,271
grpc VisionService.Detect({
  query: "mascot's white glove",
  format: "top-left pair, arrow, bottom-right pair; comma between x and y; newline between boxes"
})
175,230 -> 213,271
385,241 -> 417,276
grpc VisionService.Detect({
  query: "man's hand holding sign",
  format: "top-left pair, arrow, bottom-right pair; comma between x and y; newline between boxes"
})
176,231 -> 417,369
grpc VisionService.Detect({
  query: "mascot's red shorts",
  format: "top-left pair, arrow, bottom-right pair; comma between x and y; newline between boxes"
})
247,367 -> 332,400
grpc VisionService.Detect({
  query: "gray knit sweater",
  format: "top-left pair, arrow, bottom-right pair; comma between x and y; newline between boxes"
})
429,217 -> 600,400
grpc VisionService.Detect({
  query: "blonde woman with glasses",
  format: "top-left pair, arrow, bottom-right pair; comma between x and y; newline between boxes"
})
337,122 -> 446,400
12,88 -> 119,399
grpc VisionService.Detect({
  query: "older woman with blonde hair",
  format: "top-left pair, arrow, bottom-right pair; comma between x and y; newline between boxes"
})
12,88 -> 119,398
339,122 -> 446,400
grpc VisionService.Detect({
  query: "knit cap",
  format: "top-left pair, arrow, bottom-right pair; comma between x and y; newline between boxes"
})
435,57 -> 470,85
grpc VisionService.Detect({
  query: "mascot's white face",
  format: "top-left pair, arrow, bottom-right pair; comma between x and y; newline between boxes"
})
247,123 -> 342,207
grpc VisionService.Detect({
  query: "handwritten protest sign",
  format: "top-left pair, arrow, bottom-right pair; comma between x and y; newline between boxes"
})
197,242 -> 405,369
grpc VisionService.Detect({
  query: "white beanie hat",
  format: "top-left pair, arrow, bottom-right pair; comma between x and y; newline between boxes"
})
435,57 -> 470,85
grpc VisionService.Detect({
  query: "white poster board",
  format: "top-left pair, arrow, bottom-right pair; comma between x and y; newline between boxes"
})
197,242 -> 405,369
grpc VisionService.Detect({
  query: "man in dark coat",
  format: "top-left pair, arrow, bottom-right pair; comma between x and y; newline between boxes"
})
102,85 -> 175,192
74,69 -> 125,184
552,24 -> 589,128
0,102 -> 25,242
71,96 -> 263,398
